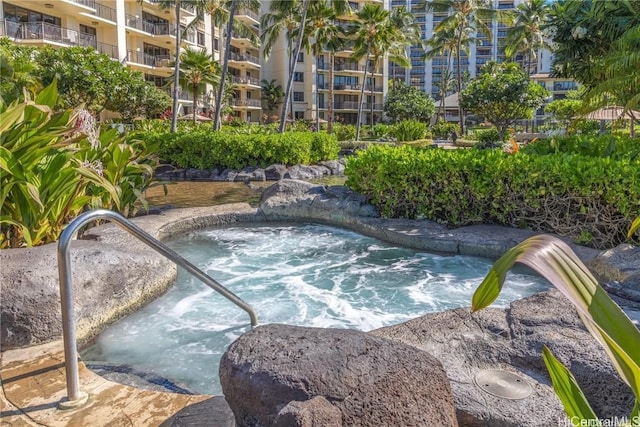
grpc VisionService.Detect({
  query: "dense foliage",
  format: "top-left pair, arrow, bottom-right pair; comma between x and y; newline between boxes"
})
0,81 -> 160,248
389,120 -> 427,142
139,130 -> 339,170
384,80 -> 435,123
345,145 -> 639,248
460,62 -> 549,141
0,39 -> 170,118
522,135 -> 640,160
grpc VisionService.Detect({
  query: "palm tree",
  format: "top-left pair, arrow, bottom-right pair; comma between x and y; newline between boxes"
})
138,0 -> 199,132
503,0 -> 549,75
300,0 -> 348,133
423,28 -> 460,121
262,0 -> 317,133
349,3 -> 414,140
261,78 -> 285,116
174,47 -> 220,123
433,69 -> 456,120
426,0 -> 499,135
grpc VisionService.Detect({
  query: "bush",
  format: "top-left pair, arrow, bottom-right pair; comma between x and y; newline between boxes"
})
140,130 -> 339,169
389,120 -> 427,142
333,123 -> 357,141
430,120 -> 460,139
476,128 -> 501,144
345,145 -> 640,249
522,134 -> 640,160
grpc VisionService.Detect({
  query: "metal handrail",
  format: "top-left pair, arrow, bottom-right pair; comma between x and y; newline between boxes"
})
57,209 -> 258,408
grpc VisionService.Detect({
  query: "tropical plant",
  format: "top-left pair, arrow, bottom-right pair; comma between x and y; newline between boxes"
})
460,61 -> 549,141
502,0 -> 549,75
389,120 -> 427,142
261,79 -> 285,114
0,81 -> 99,247
300,0 -> 347,133
425,0 -> 502,135
423,28 -> 462,121
384,80 -> 435,123
472,234 -> 640,425
173,47 -> 220,123
0,37 -> 41,105
348,3 -> 415,140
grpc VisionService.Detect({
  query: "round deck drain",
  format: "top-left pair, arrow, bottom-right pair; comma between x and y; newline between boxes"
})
474,369 -> 532,400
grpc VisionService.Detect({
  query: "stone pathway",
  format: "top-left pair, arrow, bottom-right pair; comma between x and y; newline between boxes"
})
1,341 -> 234,426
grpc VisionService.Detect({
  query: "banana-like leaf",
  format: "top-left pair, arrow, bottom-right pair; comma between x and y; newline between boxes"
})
542,345 -> 598,421
472,234 -> 640,400
629,217 -> 640,240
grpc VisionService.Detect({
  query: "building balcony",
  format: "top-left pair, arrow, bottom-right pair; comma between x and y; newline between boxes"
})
127,50 -> 172,68
5,21 -> 93,47
334,62 -> 363,72
231,98 -> 262,109
125,14 -> 156,34
230,75 -> 261,87
92,3 -> 117,22
144,0 -> 196,15
334,102 -> 383,110
236,8 -> 259,24
228,51 -> 261,67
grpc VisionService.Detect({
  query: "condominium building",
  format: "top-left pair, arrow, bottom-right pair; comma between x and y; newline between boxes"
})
260,0 -> 387,125
0,0 -> 262,121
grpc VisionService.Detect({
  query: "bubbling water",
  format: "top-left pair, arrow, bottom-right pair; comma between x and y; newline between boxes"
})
82,223 -> 549,395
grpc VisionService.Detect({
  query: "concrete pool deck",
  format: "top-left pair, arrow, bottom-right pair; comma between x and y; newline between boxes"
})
0,340 -> 234,426
2,181 -> 639,426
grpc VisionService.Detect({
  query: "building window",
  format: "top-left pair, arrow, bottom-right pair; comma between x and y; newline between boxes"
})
3,3 -> 61,26
214,38 -> 219,50
297,52 -> 304,62
293,92 -> 304,102
197,31 -> 205,46
294,111 -> 305,119
294,72 -> 304,82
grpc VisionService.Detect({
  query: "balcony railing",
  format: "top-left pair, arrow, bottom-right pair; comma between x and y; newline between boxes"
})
96,41 -> 119,59
125,14 -> 155,33
335,62 -> 364,72
334,102 -> 383,110
127,50 -> 172,67
230,75 -> 260,86
146,0 -> 195,13
153,22 -> 177,36
71,0 -> 96,8
6,21 -> 96,46
229,51 -> 260,65
231,98 -> 261,108
236,8 -> 259,21
95,3 -> 116,21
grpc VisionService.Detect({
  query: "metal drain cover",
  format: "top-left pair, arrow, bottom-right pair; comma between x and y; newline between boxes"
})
474,369 -> 532,400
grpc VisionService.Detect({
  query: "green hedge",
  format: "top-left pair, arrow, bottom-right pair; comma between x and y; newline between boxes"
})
345,145 -> 640,249
136,131 -> 339,170
522,134 -> 640,159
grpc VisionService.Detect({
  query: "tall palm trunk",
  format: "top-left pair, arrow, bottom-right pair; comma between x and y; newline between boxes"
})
171,0 -> 182,133
355,46 -> 371,141
456,31 -> 464,135
369,59 -> 377,132
192,81 -> 198,123
214,0 -> 238,130
315,54 -> 321,131
440,50 -> 451,120
328,52 -> 334,134
279,0 -> 311,133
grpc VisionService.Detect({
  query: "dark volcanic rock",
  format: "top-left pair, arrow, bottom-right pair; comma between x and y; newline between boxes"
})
220,324 -> 457,427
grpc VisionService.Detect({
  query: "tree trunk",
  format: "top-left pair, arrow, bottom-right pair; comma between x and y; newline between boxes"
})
315,54 -> 320,132
328,52 -> 334,134
456,33 -> 464,135
192,82 -> 198,123
171,1 -> 182,133
369,59 -> 376,133
279,0 -> 311,133
355,46 -> 370,141
214,0 -> 237,131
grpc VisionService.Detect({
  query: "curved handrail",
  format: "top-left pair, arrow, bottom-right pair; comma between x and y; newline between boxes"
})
57,209 -> 258,407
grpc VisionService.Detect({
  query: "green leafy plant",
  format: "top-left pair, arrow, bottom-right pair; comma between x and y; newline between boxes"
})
389,120 -> 427,142
475,128 -> 501,147
472,234 -> 640,424
0,81 -> 96,247
430,120 -> 460,139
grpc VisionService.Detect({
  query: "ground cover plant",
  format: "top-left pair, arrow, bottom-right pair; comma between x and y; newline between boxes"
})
345,145 -> 639,249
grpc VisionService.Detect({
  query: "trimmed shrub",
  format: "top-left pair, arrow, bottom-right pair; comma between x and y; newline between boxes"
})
345,145 -> 640,249
138,130 -> 339,170
430,120 -> 460,139
333,123 -> 357,141
476,128 -> 501,144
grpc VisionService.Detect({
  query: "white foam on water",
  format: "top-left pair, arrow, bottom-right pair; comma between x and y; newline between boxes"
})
83,223 -> 550,395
